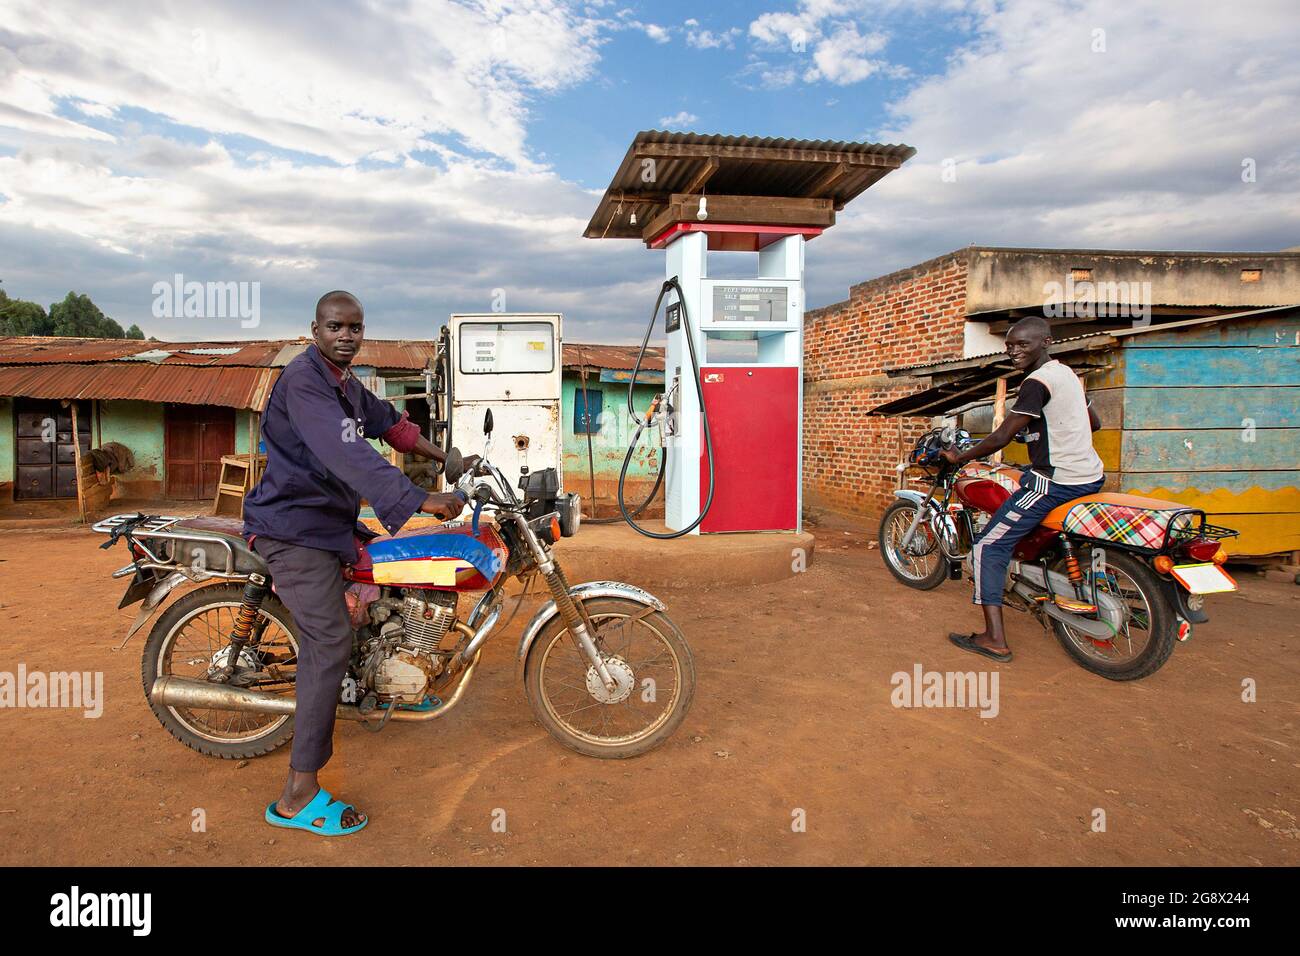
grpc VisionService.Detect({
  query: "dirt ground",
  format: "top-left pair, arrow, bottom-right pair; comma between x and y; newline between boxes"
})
0,521 -> 1296,866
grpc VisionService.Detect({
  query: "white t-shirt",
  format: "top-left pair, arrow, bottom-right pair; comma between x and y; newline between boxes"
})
1009,359 -> 1104,486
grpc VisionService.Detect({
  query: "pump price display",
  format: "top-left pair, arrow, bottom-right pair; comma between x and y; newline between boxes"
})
458,321 -> 555,374
712,285 -> 787,322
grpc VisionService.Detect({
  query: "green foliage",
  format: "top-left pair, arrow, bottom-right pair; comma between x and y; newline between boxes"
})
0,288 -> 53,335
1,288 -> 145,339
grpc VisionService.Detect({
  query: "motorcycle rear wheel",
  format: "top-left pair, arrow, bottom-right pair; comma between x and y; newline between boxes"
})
523,597 -> 695,758
141,584 -> 299,759
1049,550 -> 1177,681
878,499 -> 948,590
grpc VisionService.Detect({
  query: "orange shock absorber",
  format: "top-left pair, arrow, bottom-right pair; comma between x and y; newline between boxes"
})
1060,536 -> 1084,585
218,573 -> 268,681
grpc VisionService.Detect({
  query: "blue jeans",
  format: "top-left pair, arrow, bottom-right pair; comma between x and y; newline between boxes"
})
970,469 -> 1105,606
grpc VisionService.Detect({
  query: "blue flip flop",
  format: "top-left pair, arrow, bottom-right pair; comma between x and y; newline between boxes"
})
264,788 -> 368,837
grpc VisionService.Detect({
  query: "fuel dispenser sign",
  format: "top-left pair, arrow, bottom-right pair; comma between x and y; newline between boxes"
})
712,284 -> 788,322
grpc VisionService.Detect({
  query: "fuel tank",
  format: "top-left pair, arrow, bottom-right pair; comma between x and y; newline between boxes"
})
345,523 -> 507,591
953,463 -> 1022,515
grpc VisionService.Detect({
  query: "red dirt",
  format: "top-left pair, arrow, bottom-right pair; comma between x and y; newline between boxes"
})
0,522 -> 1295,866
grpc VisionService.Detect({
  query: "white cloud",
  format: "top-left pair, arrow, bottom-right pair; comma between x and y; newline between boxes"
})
686,25 -> 742,50
800,0 -> 1300,307
0,0 -> 607,168
657,110 -> 699,128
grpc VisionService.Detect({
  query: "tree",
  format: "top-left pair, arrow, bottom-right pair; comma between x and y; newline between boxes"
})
125,324 -> 145,339
0,288 -> 53,336
47,291 -> 134,339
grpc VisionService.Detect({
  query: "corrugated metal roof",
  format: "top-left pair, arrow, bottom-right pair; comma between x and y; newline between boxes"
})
884,305 -> 1300,376
0,336 -> 440,370
0,364 -> 280,410
586,130 -> 915,241
563,344 -> 665,372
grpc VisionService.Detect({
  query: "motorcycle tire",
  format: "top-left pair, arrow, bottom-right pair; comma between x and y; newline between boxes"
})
878,499 -> 949,591
141,583 -> 299,759
523,596 -> 695,759
1049,550 -> 1177,681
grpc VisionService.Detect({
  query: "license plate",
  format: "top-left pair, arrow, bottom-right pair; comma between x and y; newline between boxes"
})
1171,562 -> 1238,594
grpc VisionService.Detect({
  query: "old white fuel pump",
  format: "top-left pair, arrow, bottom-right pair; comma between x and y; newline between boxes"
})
435,313 -> 564,488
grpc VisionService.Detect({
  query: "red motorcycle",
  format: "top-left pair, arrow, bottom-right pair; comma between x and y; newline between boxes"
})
94,411 -> 695,760
878,427 -> 1238,680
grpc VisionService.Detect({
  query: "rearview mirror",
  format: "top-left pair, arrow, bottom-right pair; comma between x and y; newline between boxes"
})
444,447 -> 464,484
483,409 -> 494,435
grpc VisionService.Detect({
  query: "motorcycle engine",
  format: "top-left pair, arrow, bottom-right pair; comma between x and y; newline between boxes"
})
369,591 -> 459,703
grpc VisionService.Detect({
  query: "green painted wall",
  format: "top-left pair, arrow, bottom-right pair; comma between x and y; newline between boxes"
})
0,397 -> 12,490
97,400 -> 166,488
561,376 -> 662,503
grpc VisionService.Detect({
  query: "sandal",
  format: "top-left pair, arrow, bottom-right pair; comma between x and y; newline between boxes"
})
948,632 -> 1013,663
264,788 -> 368,837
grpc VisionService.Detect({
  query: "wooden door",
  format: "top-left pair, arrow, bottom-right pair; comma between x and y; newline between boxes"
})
14,399 -> 90,499
165,404 -> 235,499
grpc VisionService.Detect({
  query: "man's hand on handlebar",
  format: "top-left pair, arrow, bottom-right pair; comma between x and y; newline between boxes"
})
939,447 -> 966,466
421,491 -> 467,521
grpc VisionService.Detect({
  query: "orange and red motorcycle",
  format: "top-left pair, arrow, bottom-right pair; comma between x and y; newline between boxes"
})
878,427 -> 1238,680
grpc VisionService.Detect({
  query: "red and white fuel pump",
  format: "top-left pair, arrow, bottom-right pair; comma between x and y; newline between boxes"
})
585,131 -> 913,538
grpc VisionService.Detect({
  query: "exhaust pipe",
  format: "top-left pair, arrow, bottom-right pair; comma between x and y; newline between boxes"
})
151,653 -> 484,724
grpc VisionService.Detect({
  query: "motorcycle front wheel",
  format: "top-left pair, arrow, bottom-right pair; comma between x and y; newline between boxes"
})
878,499 -> 948,590
523,597 -> 695,758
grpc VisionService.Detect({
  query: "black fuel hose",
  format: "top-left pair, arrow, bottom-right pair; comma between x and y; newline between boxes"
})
615,276 -> 715,539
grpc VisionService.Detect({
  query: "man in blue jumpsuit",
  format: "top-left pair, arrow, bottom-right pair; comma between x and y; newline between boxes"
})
244,290 -> 466,833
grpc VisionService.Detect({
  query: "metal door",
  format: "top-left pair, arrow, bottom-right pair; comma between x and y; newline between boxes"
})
699,366 -> 799,532
14,399 -> 90,499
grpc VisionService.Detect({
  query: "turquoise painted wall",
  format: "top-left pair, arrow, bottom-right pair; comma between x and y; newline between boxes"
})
0,397 -> 12,489
97,400 -> 166,487
561,376 -> 662,499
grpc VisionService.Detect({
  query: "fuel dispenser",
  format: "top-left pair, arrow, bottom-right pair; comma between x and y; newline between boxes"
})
585,131 -> 913,538
434,313 -> 564,488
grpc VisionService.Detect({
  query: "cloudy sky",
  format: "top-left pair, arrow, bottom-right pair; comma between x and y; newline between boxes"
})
1,0 -> 1297,343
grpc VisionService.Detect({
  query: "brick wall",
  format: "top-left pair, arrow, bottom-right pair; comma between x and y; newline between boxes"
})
803,250 -> 969,519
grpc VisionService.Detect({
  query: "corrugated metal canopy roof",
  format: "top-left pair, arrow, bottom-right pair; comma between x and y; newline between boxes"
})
585,130 -> 915,241
0,363 -> 279,410
870,305 -> 1300,417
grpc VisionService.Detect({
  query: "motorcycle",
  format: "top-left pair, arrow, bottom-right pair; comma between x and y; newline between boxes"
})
878,426 -> 1239,680
94,409 -> 695,759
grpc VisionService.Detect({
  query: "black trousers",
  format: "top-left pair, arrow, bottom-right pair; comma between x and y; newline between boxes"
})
251,537 -> 352,773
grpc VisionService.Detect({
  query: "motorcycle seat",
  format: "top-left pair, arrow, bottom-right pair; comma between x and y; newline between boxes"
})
169,515 -> 269,576
1041,492 -> 1192,538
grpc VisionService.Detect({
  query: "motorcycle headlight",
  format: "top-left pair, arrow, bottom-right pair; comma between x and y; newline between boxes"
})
557,492 -> 581,537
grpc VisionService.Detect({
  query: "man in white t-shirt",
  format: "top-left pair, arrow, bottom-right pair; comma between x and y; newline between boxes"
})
939,316 -> 1104,662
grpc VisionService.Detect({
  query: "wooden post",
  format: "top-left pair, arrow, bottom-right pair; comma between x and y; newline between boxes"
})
991,377 -> 1007,465
69,401 -> 86,523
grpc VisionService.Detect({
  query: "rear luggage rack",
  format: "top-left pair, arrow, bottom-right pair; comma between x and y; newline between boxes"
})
91,512 -> 249,578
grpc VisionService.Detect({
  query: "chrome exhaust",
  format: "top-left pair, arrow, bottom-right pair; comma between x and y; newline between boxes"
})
150,649 -> 489,725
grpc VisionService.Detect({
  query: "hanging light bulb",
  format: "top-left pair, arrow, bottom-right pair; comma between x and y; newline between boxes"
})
629,209 -> 637,225
697,196 -> 708,221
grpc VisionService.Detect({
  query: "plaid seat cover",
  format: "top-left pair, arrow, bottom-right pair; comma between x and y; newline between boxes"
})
1061,500 -> 1185,549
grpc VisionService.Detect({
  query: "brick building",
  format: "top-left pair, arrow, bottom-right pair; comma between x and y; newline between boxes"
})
802,246 -> 1300,520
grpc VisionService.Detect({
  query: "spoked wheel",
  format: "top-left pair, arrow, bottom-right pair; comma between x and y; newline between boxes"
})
878,499 -> 948,590
1049,549 -> 1176,681
141,584 -> 300,758
523,597 -> 695,758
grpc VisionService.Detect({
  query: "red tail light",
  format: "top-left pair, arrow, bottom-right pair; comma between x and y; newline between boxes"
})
1182,539 -> 1221,563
